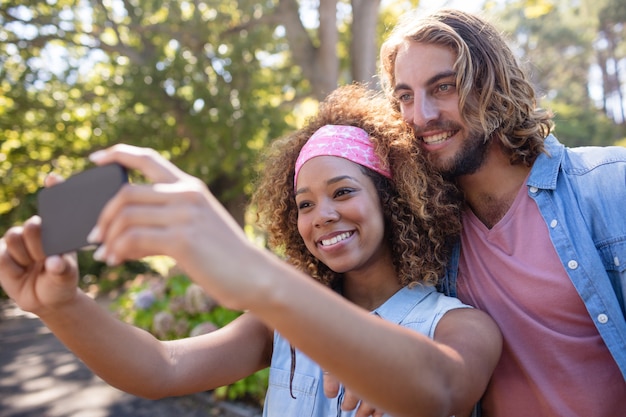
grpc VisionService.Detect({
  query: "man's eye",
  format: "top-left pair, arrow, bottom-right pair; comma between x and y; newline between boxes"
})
438,83 -> 455,93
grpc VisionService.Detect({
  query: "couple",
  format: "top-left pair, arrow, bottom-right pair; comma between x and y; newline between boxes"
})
1,8 -> 625,417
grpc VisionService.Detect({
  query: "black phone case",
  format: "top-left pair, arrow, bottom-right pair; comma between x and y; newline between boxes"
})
38,163 -> 128,256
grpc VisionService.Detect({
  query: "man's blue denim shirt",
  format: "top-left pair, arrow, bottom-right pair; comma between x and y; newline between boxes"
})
439,134 -> 626,379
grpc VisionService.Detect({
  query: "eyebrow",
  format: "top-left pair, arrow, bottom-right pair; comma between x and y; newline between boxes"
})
295,175 -> 358,196
393,70 -> 457,94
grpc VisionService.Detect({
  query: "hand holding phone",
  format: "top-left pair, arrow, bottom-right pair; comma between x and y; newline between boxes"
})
37,163 -> 128,256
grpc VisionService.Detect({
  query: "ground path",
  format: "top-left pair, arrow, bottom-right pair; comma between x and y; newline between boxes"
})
0,299 -> 262,417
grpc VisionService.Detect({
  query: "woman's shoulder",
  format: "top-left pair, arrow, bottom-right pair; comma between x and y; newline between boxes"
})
374,285 -> 471,337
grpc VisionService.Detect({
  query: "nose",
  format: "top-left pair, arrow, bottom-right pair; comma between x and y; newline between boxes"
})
314,201 -> 340,228
408,92 -> 439,128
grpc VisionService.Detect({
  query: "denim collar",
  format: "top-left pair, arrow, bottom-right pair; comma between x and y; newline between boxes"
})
371,285 -> 435,324
528,134 -> 563,191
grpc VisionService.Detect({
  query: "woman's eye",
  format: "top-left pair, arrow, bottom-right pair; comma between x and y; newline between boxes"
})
334,188 -> 353,198
297,201 -> 312,210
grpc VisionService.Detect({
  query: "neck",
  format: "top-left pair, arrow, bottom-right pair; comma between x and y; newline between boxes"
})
342,260 -> 402,311
457,143 -> 531,229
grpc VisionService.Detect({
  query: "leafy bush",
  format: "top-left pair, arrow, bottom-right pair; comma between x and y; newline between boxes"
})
111,273 -> 268,405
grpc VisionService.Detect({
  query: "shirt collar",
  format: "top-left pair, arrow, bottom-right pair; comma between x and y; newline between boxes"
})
371,285 -> 436,324
528,134 -> 563,191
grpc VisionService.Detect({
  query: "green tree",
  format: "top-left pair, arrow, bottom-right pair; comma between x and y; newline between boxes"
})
0,0 -> 419,234
596,0 -> 626,125
0,0 -> 297,233
492,0 -> 626,145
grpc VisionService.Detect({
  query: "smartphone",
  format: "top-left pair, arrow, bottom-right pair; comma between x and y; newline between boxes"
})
37,163 -> 128,256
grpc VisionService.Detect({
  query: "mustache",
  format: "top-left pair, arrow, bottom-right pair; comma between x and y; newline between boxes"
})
412,120 -> 463,137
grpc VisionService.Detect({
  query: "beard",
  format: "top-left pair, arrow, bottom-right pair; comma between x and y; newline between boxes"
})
427,128 -> 489,180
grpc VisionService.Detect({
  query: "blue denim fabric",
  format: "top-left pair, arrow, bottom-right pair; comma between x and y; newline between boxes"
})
439,134 -> 626,381
262,285 -> 469,417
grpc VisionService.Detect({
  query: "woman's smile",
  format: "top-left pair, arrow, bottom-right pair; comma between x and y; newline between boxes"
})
318,231 -> 355,247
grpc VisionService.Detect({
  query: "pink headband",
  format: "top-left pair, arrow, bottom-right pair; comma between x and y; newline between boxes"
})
294,125 -> 392,188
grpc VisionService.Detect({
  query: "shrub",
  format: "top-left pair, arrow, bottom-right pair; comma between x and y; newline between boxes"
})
111,273 -> 268,405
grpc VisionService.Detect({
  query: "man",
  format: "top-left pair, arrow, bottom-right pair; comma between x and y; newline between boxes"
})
376,7 -> 626,417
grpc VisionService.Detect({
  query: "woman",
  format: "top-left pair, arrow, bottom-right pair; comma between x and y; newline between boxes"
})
0,85 -> 501,417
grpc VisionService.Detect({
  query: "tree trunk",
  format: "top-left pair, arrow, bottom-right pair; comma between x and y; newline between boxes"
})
316,0 -> 340,99
350,0 -> 381,88
272,0 -> 378,99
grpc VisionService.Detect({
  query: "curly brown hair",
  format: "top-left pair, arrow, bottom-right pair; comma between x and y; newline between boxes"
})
251,84 -> 461,288
380,8 -> 554,166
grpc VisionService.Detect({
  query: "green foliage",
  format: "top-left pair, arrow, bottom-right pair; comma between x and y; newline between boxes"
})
549,101 -> 621,147
493,0 -> 625,145
214,368 -> 269,404
0,0 -> 297,234
113,273 -> 268,405
85,257 -> 155,293
0,0 -> 300,309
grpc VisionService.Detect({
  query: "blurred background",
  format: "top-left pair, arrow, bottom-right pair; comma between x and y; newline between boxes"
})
1,0 -> 625,410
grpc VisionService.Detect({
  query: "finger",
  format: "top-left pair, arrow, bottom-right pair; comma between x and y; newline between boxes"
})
340,388 -> 361,412
95,226 -> 178,266
3,226 -> 30,270
88,184 -> 155,244
99,191 -> 218,265
323,372 -> 341,398
22,216 -> 47,261
95,203 -> 178,261
354,401 -> 379,417
43,172 -> 65,188
89,183 -> 198,245
0,236 -> 28,278
3,216 -> 46,268
89,144 -> 187,184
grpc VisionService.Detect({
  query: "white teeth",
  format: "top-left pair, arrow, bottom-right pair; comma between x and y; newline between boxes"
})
320,232 -> 352,246
422,131 -> 453,144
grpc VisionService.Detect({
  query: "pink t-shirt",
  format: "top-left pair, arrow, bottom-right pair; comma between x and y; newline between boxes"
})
457,182 -> 626,417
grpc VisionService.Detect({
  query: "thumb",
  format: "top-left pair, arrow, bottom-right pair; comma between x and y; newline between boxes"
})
44,252 -> 77,277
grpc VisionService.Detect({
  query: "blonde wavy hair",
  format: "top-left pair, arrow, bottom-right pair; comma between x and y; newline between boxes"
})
380,8 -> 554,166
251,84 -> 461,288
